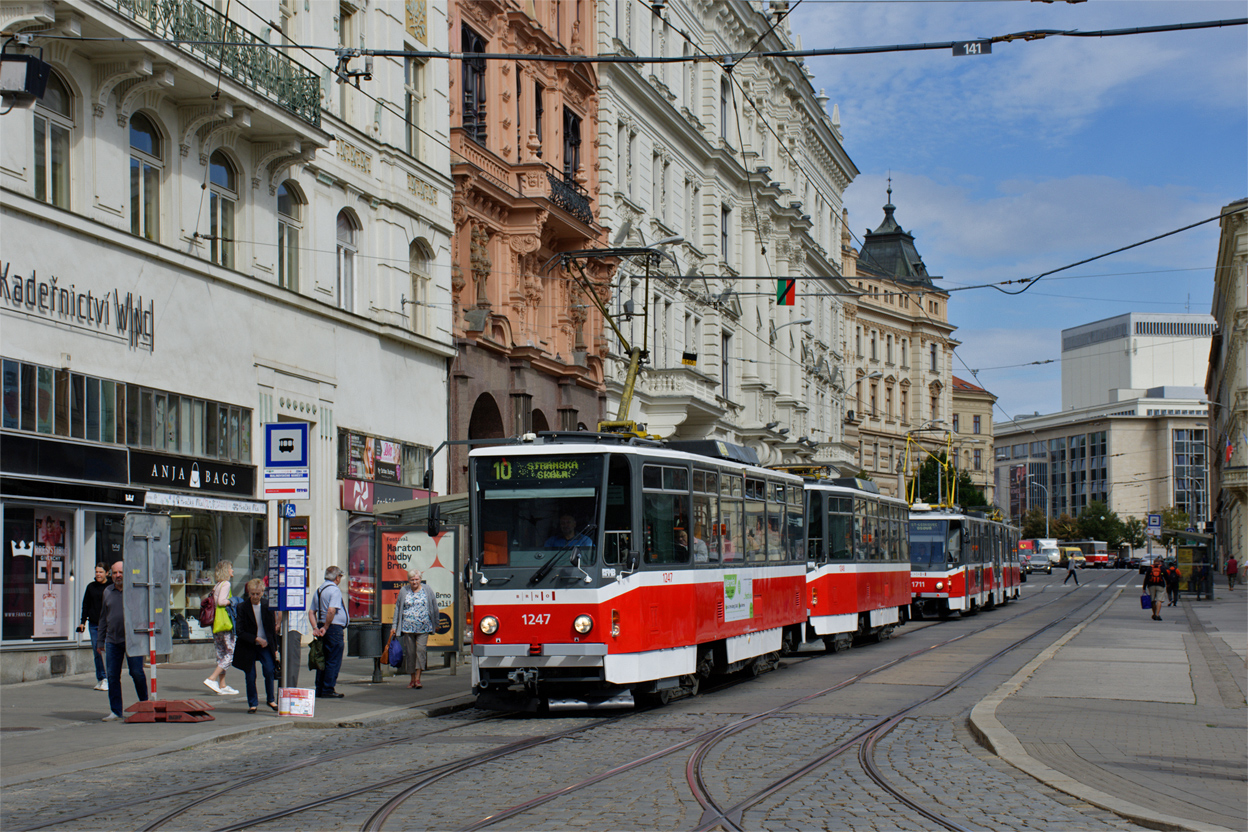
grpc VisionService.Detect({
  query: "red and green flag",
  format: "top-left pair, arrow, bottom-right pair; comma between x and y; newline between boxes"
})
777,278 -> 796,306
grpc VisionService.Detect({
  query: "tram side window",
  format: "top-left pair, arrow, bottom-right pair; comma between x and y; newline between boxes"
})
642,464 -> 690,565
895,507 -> 908,563
828,498 -> 852,561
786,485 -> 803,561
603,454 -> 633,565
720,473 -> 743,561
807,491 -> 824,562
852,499 -> 866,560
692,468 -> 718,563
766,479 -> 786,562
745,477 -> 766,562
948,526 -> 963,566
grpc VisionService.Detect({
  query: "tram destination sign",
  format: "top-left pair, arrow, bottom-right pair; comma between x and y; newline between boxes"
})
486,457 -> 591,482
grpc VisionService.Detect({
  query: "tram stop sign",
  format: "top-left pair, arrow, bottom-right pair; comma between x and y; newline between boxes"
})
122,513 -> 172,656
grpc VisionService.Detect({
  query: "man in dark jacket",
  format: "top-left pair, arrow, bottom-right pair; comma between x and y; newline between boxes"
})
76,563 -> 111,690
1164,561 -> 1182,606
97,561 -> 149,721
233,578 -> 279,713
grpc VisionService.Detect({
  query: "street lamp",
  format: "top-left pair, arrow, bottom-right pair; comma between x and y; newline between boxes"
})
1028,474 -> 1050,539
771,318 -> 813,341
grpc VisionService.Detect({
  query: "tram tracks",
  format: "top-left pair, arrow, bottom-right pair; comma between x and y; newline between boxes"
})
5,578 -> 1122,832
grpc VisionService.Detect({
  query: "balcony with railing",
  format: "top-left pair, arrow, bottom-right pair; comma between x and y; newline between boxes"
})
100,0 -> 321,128
545,165 -> 594,225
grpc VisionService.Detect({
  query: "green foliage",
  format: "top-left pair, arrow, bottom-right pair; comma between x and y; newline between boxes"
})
1077,501 -> 1126,550
906,452 -> 985,507
1121,517 -> 1147,549
1020,507 -> 1049,539
854,469 -> 874,482
1159,506 -> 1190,550
1052,513 -> 1080,541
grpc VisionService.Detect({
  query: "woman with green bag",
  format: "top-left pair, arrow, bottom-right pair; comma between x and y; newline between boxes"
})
203,561 -> 239,695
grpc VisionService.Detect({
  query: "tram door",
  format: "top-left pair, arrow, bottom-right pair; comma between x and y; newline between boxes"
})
603,455 -> 634,568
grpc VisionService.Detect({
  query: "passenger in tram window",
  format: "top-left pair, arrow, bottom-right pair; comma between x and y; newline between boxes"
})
689,526 -> 710,562
544,513 -> 593,548
675,530 -> 690,561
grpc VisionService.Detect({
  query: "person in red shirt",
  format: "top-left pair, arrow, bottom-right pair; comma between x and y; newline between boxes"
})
1227,556 -> 1239,591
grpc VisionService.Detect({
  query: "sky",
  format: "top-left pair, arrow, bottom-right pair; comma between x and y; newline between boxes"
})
788,0 -> 1247,424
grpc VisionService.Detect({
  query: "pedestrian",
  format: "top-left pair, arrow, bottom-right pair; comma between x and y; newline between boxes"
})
203,561 -> 239,696
1164,561 -> 1182,607
1063,555 -> 1079,586
1143,558 -> 1167,621
1227,555 -> 1239,591
310,566 -> 347,699
96,561 -> 148,721
387,569 -> 437,689
279,596 -> 311,689
233,579 -> 279,713
76,563 -> 110,691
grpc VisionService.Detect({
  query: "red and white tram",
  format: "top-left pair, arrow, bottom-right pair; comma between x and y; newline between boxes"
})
469,434 -> 808,711
909,506 -> 1022,618
799,475 -> 912,651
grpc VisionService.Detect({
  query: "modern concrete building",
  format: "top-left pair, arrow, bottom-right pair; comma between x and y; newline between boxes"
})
1206,199 -> 1247,563
1061,312 -> 1216,412
592,0 -> 858,469
1,0 -> 454,680
841,194 -> 958,498
446,0 -> 611,492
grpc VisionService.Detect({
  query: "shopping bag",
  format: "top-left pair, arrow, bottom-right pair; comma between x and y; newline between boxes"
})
1140,593 -> 1153,610
388,638 -> 404,668
308,636 -> 326,671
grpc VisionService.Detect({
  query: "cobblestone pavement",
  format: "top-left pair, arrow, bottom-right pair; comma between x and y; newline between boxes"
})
0,582 -> 1158,831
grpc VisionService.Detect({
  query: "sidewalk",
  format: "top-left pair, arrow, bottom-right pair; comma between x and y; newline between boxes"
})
972,581 -> 1248,832
0,652 -> 477,787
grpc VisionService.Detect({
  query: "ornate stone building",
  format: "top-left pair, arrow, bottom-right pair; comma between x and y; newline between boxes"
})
842,194 -> 957,499
447,0 -> 610,490
950,376 -> 997,506
591,0 -> 858,469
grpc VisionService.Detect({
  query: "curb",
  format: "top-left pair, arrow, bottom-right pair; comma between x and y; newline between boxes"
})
0,693 -> 478,788
968,587 -> 1236,832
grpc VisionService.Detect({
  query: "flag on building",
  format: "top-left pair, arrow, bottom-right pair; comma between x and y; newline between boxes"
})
777,278 -> 796,306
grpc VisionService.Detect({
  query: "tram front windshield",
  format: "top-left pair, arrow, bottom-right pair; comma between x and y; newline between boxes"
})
910,519 -> 961,570
473,454 -> 602,585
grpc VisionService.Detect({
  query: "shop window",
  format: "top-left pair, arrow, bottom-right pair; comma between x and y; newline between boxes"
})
33,71 -> 71,208
208,151 -> 237,268
129,113 -> 162,241
2,507 -> 73,641
277,180 -> 303,291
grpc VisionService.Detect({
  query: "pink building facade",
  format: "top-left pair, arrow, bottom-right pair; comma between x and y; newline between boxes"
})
447,0 -> 611,491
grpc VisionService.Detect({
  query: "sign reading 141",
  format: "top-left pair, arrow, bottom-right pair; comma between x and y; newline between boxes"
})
952,40 -> 992,56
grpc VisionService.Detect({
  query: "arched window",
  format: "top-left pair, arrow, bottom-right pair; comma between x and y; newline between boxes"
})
129,113 -> 162,240
34,71 -> 71,207
277,181 -> 303,290
208,151 -> 237,268
336,210 -> 359,312
409,239 -> 431,334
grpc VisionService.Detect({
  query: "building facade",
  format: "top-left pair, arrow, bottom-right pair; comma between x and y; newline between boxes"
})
1207,200 -> 1247,563
841,196 -> 957,498
950,376 -> 996,505
446,0 -> 610,492
593,0 -> 857,469
1,0 -> 454,680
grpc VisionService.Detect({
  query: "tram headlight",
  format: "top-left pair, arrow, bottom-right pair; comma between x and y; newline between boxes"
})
935,581 -> 945,591
479,615 -> 499,635
572,614 -> 593,635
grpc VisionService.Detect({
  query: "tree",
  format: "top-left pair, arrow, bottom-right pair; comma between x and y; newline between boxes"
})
906,453 -> 985,507
854,469 -> 874,482
1122,517 -> 1146,549
1158,506 -> 1190,551
1077,501 -> 1126,550
1052,513 -> 1080,541
1020,507 -> 1049,539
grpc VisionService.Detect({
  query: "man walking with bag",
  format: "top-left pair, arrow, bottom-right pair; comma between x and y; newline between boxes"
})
310,566 -> 347,699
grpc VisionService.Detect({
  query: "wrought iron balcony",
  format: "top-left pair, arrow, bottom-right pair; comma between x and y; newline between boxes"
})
102,0 -> 321,128
546,165 -> 594,225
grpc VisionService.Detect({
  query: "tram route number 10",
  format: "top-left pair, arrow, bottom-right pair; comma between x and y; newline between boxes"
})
952,40 -> 992,56
493,461 -> 512,479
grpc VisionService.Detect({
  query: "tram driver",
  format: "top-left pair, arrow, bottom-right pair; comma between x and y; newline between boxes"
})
544,513 -> 594,548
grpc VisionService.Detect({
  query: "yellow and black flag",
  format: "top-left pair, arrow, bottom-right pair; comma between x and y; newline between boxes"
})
681,352 -> 698,366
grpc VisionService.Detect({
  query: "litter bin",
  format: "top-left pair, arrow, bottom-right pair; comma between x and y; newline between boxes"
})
351,623 -> 385,658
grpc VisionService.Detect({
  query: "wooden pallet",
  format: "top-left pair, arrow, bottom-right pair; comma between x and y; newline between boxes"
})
124,699 -> 216,723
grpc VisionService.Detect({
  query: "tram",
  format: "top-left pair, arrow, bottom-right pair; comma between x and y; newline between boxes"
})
908,505 -> 1022,618
468,433 -> 808,711
794,472 -> 912,651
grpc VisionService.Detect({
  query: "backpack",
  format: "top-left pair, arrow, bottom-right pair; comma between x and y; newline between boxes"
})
198,593 -> 216,628
1149,565 -> 1163,583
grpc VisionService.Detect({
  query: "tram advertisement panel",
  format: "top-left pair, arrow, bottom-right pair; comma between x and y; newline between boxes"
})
723,573 -> 753,621
379,528 -> 458,649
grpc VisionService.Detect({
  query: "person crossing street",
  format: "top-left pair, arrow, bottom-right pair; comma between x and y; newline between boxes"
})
1063,555 -> 1079,586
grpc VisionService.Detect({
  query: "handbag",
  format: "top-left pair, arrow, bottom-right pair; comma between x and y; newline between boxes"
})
308,636 -> 326,671
212,604 -> 233,633
388,637 -> 404,668
1140,593 -> 1153,610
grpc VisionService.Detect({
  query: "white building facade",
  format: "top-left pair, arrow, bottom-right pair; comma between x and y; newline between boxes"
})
593,0 -> 857,468
0,0 -> 454,680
